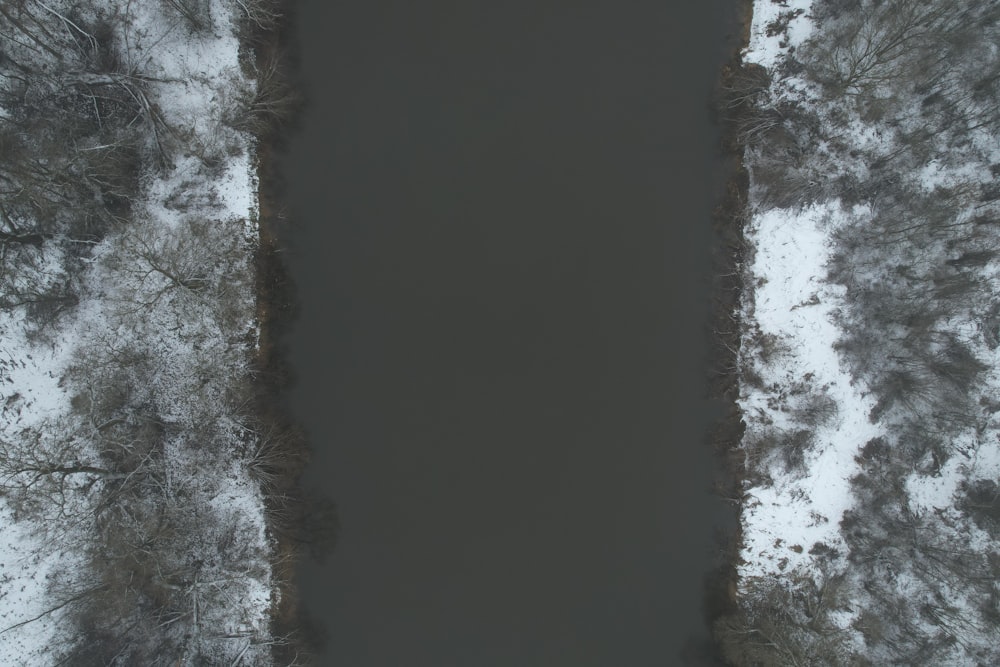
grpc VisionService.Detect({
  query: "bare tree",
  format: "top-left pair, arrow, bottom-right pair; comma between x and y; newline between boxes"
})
805,0 -> 957,96
160,0 -> 212,33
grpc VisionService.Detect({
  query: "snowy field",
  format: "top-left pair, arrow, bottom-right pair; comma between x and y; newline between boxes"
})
738,203 -> 879,579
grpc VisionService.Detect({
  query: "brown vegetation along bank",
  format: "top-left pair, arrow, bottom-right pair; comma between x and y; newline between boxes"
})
705,0 -> 755,662
244,2 -> 339,663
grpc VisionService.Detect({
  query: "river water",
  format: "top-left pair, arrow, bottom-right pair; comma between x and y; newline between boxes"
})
280,1 -> 737,664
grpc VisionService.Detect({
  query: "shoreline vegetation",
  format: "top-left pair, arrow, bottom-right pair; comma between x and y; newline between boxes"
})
247,2 -> 342,663
246,4 -> 308,664
705,0 -> 755,660
245,2 -> 341,664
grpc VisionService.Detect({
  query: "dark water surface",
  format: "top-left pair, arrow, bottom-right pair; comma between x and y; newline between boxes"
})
281,2 -> 736,664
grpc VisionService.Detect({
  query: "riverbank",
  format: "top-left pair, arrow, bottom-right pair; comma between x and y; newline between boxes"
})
719,0 -> 1000,663
243,4 -> 335,663
703,0 -> 755,655
0,1 -> 285,662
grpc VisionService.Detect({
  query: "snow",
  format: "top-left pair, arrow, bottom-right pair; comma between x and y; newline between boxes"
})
0,503 -> 81,666
738,203 -> 880,577
124,0 -> 250,141
743,0 -> 814,68
0,344 -> 71,431
219,157 -> 260,224
916,159 -> 990,194
0,307 -> 80,666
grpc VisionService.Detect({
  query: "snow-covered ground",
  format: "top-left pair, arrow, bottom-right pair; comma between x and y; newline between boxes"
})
744,0 -> 813,70
738,203 -> 879,579
0,1 -> 276,664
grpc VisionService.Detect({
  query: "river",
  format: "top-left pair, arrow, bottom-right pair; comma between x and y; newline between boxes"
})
279,1 -> 737,664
